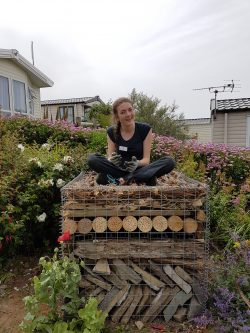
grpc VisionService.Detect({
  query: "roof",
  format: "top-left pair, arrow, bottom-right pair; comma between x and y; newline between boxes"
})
0,48 -> 53,88
182,118 -> 211,125
41,96 -> 103,105
210,98 -> 250,113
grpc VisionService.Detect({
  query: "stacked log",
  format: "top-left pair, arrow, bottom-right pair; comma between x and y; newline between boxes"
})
62,214 -> 202,237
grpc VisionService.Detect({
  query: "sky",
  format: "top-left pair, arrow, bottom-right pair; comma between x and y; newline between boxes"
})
0,0 -> 249,119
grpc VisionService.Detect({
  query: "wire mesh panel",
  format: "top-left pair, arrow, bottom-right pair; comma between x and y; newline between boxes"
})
60,171 -> 209,323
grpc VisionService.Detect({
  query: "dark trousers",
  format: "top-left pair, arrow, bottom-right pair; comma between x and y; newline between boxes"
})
87,154 -> 175,185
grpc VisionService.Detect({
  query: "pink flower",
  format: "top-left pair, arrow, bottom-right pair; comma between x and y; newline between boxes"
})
232,197 -> 241,205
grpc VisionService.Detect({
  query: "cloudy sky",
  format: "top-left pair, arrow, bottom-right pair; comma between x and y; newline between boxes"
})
1,0 -> 249,118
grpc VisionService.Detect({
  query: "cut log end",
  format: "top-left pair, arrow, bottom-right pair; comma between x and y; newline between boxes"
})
77,218 -> 92,234
168,215 -> 183,232
152,216 -> 168,232
62,218 -> 77,234
122,216 -> 138,232
108,216 -> 123,232
93,217 -> 107,233
138,216 -> 152,232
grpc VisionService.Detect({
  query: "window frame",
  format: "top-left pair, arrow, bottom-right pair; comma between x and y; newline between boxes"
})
0,75 -> 11,112
13,79 -> 27,114
58,105 -> 75,123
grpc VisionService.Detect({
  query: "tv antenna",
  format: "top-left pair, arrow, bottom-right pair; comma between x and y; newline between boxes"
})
193,80 -> 240,118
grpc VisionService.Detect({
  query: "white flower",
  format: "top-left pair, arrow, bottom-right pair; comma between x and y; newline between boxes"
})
38,179 -> 54,187
17,144 -> 25,152
53,163 -> 64,171
63,156 -> 74,164
41,143 -> 51,150
37,212 -> 47,222
56,179 -> 65,188
29,157 -> 42,167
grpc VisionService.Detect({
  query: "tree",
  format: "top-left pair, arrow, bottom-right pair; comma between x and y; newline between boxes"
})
89,102 -> 112,128
129,89 -> 187,139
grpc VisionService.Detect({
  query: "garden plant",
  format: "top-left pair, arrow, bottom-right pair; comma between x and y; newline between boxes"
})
0,116 -> 249,332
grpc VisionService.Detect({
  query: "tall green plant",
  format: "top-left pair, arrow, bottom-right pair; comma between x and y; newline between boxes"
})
20,249 -> 107,333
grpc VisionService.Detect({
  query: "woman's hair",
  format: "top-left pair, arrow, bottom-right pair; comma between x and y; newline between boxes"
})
112,97 -> 133,145
112,97 -> 133,124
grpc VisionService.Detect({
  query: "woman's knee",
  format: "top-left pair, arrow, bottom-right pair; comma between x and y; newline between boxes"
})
87,154 -> 99,168
161,156 -> 176,172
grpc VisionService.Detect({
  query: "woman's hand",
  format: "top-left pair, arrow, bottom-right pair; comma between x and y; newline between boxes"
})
124,156 -> 138,172
109,152 -> 122,168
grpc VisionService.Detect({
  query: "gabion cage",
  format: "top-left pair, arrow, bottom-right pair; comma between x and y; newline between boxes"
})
60,171 -> 209,324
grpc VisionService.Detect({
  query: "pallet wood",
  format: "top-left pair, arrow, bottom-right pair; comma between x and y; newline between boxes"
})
174,266 -> 193,284
173,306 -> 187,322
163,290 -> 192,323
103,271 -> 127,289
187,296 -> 203,319
191,278 -> 204,305
122,216 -> 138,232
111,285 -> 135,323
168,216 -> 183,232
153,258 -> 204,270
150,286 -> 181,322
141,286 -> 179,323
63,209 -> 191,218
112,259 -> 142,284
96,291 -> 106,304
85,274 -> 111,291
92,217 -> 107,233
99,284 -> 130,314
183,218 -> 198,233
163,265 -> 192,294
152,216 -> 168,232
77,218 -> 92,234
129,261 -> 165,291
138,216 -> 152,232
107,216 -> 123,232
148,260 -> 175,287
93,259 -> 111,275
74,240 -> 205,262
134,285 -> 152,315
120,285 -> 143,325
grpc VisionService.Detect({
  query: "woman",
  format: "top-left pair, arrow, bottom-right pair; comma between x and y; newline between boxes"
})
87,97 -> 175,185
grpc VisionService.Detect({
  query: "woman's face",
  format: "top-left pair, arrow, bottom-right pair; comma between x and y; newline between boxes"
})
116,102 -> 135,126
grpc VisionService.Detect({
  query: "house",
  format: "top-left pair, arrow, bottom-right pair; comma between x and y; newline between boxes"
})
0,48 -> 53,118
182,118 -> 212,143
211,98 -> 250,147
41,96 -> 104,124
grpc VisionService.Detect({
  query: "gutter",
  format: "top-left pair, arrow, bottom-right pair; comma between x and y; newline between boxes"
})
0,49 -> 54,87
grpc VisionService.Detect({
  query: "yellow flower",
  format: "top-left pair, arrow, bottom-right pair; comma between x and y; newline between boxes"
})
233,241 -> 241,248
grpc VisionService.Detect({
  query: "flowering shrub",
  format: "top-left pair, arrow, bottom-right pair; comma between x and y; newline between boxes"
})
194,238 -> 250,332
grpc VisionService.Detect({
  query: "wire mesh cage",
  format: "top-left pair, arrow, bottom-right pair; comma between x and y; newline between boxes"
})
60,171 -> 209,324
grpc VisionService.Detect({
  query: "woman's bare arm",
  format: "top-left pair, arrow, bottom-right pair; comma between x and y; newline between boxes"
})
138,129 -> 153,167
107,135 -> 116,159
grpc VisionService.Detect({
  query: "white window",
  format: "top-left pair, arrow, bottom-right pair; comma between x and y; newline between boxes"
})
57,106 -> 74,123
13,80 -> 27,113
0,75 -> 10,111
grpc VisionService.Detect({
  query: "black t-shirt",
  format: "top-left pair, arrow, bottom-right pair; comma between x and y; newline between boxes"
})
107,122 -> 151,162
